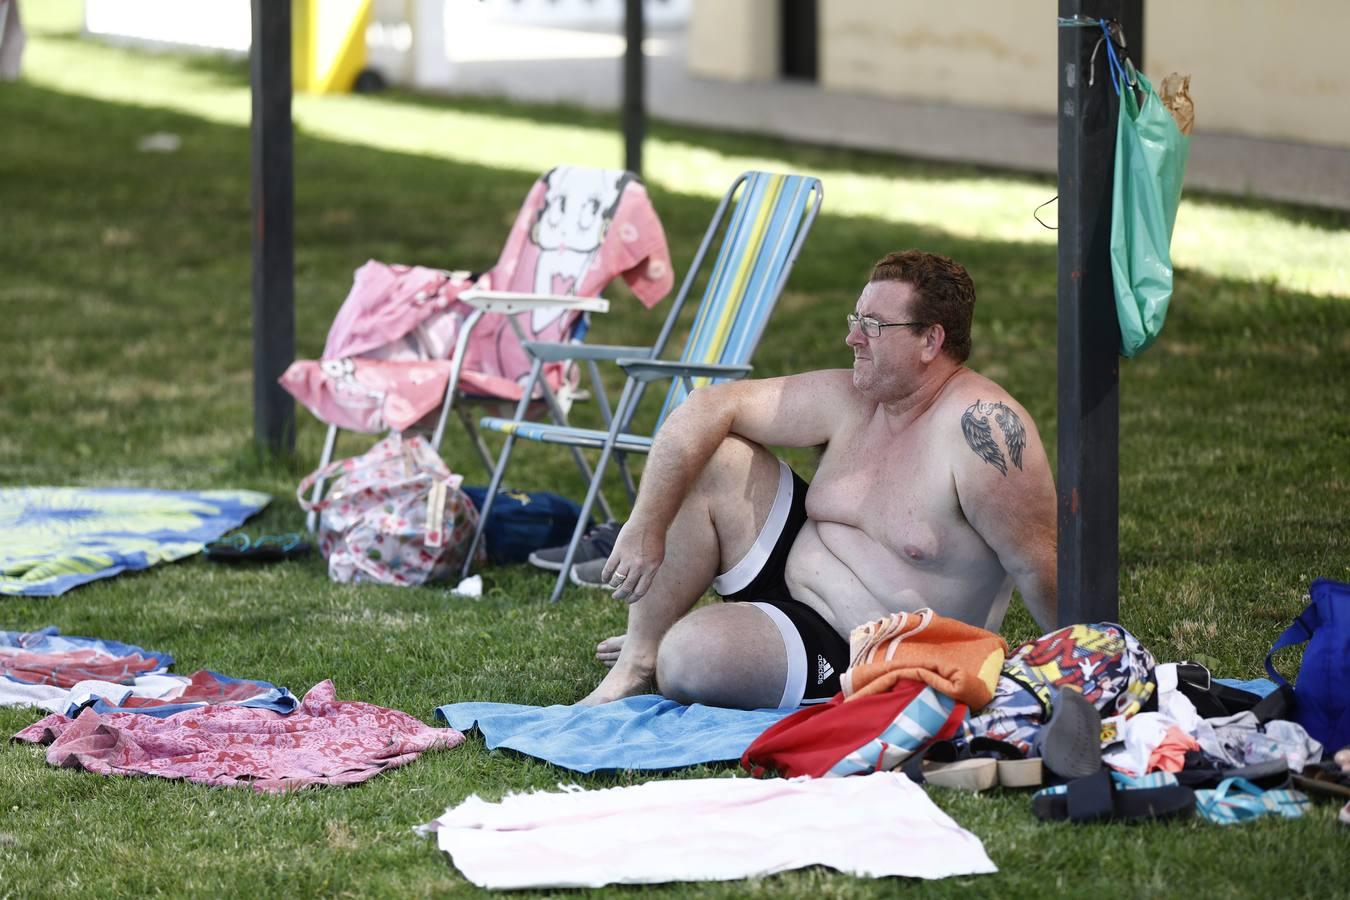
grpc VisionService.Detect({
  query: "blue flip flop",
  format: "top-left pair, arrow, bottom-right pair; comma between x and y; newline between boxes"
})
1195,776 -> 1309,825
203,533 -> 311,563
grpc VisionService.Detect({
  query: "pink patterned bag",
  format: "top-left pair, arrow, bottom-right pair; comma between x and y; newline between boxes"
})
297,433 -> 483,586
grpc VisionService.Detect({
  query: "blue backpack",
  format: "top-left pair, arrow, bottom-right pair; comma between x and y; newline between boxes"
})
463,488 -> 591,565
1265,578 -> 1350,751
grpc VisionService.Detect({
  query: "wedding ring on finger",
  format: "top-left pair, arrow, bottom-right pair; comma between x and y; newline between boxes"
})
610,572 -> 628,587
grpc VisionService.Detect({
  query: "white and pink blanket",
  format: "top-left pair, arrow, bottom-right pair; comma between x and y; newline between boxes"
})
419,772 -> 997,888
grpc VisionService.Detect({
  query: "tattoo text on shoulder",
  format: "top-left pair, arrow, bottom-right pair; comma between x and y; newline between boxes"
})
961,400 -> 1026,476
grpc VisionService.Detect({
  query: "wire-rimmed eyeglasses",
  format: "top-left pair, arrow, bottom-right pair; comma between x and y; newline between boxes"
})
846,313 -> 930,338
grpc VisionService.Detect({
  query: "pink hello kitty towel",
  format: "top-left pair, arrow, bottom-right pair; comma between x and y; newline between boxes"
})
281,167 -> 672,433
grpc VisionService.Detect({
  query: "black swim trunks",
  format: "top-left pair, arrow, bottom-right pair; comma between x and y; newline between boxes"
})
715,460 -> 850,707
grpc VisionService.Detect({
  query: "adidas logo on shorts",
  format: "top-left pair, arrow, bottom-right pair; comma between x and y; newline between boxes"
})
816,655 -> 835,685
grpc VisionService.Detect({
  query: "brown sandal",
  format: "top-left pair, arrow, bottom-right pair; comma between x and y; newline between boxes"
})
1292,760 -> 1350,802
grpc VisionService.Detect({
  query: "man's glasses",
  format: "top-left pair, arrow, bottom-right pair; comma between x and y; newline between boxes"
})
846,313 -> 929,338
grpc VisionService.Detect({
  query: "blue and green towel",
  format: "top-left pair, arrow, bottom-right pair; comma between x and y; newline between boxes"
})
1,487 -> 269,597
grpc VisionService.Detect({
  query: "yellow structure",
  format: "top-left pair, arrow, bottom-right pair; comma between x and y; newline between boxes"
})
292,0 -> 371,94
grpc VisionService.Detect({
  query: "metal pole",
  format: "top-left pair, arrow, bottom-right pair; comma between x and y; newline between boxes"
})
1055,0 -> 1139,626
251,0 -> 296,454
623,0 -> 644,175
1121,0 -> 1143,74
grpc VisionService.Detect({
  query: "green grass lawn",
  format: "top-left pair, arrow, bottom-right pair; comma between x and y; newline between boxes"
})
2,5 -> 1349,898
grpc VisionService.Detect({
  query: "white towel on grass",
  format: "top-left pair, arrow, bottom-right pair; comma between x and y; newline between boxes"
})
418,771 -> 996,889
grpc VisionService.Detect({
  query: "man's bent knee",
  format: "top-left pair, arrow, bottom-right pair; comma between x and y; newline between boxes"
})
655,606 -> 788,710
654,620 -> 730,706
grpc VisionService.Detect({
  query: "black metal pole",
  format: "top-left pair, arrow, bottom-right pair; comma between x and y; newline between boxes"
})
623,0 -> 644,176
1120,1 -> 1143,75
1056,0 -> 1139,626
250,0 -> 296,454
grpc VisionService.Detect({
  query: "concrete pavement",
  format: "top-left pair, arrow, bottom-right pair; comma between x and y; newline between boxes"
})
433,24 -> 1350,213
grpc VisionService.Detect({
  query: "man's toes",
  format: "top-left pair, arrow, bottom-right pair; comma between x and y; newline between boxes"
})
594,634 -> 625,655
595,636 -> 624,668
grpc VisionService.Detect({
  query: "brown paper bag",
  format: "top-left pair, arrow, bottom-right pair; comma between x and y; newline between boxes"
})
1160,73 -> 1195,136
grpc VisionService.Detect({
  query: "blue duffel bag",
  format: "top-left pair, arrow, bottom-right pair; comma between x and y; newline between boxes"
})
1266,578 -> 1350,751
462,487 -> 591,565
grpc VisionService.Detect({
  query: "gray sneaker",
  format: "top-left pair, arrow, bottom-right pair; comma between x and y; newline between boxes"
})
527,520 -> 622,572
569,556 -> 614,590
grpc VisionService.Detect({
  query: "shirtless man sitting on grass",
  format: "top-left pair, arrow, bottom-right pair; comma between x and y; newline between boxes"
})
581,250 -> 1057,710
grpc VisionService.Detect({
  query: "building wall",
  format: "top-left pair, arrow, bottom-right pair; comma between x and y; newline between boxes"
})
1147,0 -> 1346,148
688,0 -> 1350,148
821,0 -> 1054,116
686,0 -> 778,82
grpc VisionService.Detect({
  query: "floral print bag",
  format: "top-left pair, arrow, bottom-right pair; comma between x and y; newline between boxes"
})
297,433 -> 483,586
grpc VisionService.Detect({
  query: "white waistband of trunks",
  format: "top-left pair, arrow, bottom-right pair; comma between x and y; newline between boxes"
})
748,601 -> 808,709
712,459 -> 794,597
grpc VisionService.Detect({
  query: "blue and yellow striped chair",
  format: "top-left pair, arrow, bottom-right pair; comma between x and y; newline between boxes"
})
464,171 -> 823,601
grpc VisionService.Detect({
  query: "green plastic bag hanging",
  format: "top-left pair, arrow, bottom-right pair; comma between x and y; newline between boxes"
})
1110,67 -> 1190,357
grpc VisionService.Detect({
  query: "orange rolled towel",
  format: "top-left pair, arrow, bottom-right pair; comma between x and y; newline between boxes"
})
840,609 -> 1007,709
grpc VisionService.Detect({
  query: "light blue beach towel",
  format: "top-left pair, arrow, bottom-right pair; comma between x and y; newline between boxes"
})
437,695 -> 794,773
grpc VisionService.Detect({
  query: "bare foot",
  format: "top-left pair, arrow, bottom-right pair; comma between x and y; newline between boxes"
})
595,634 -> 625,667
577,659 -> 655,705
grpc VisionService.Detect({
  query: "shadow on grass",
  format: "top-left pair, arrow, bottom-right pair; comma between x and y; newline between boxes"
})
5,32 -> 1350,898
25,26 -> 1350,236
3,78 -> 1347,611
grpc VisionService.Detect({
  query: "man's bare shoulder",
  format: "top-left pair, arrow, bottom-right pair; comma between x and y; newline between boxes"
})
936,369 -> 1045,478
934,368 -> 1029,412
934,370 -> 1040,428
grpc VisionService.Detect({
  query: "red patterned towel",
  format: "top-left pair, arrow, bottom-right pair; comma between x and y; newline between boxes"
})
1,648 -> 163,688
14,680 -> 461,792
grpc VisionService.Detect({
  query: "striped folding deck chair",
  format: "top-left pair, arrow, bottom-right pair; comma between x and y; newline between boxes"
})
462,171 -> 824,601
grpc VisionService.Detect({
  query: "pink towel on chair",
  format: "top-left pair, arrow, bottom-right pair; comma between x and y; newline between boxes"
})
13,680 -> 462,792
281,168 -> 673,434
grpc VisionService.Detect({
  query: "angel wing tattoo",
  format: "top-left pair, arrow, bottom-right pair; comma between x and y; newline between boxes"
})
961,401 -> 1006,475
993,403 -> 1026,471
961,400 -> 1026,476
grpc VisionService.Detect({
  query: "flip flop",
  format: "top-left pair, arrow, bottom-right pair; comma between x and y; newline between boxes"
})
1291,760 -> 1350,802
912,739 -> 1042,791
907,741 -> 999,792
1194,776 -> 1310,826
997,756 -> 1044,789
1176,757 -> 1291,792
921,757 -> 999,792
967,737 -> 1043,788
1035,687 -> 1103,780
203,533 -> 311,563
1032,770 -> 1195,823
